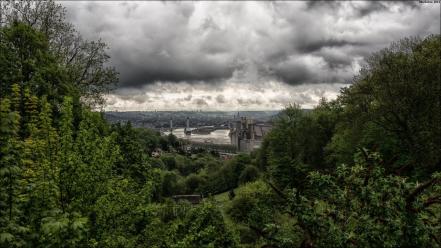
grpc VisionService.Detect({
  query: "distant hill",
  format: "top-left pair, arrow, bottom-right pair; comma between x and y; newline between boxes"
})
103,111 -> 282,129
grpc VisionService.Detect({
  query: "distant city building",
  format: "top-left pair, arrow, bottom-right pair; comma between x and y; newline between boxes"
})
229,114 -> 272,152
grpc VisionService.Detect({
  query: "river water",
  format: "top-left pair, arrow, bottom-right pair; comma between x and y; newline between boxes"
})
163,128 -> 231,145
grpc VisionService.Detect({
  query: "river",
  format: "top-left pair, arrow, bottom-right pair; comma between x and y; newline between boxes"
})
163,128 -> 231,145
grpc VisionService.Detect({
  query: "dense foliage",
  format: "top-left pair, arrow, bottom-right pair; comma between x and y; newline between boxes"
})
1,1 -> 440,247
248,34 -> 441,247
0,1 -> 118,107
0,14 -> 235,248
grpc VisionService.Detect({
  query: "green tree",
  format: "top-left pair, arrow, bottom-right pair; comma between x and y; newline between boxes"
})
330,35 -> 441,178
93,178 -> 153,247
1,0 -> 118,107
71,110 -> 119,213
111,122 -> 152,184
0,22 -> 72,106
0,98 -> 26,247
22,95 -> 60,241
263,105 -> 316,191
39,212 -> 89,248
58,97 -> 76,212
185,174 -> 206,194
161,154 -> 177,171
238,165 -> 260,185
227,181 -> 288,246
167,133 -> 179,150
174,202 -> 238,248
276,150 -> 441,247
161,171 -> 181,197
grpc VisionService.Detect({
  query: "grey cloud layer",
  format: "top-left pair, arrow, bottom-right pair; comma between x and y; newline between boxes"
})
63,1 -> 439,89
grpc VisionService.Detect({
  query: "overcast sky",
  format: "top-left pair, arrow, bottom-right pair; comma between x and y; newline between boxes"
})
62,1 -> 440,111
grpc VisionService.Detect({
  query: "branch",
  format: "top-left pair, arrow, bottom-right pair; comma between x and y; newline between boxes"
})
266,180 -> 288,201
265,181 -> 315,247
358,147 -> 375,186
394,162 -> 411,176
406,178 -> 438,212
423,196 -> 441,209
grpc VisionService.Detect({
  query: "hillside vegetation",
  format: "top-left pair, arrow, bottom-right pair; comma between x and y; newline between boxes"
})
0,1 -> 440,247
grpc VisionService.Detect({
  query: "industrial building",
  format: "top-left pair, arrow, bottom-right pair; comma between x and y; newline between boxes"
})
229,114 -> 272,152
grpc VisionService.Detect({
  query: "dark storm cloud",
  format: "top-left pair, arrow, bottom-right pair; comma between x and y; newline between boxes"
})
117,60 -> 234,88
305,1 -> 341,11
272,62 -> 314,85
193,98 -> 208,107
353,1 -> 420,17
306,1 -> 420,16
296,39 -> 365,54
216,95 -> 226,104
356,2 -> 388,17
63,1 -> 439,89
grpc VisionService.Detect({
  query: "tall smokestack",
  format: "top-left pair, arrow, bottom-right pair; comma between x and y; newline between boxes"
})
170,119 -> 173,133
186,117 -> 190,129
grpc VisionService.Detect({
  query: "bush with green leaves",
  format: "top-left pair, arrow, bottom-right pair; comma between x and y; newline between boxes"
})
272,150 -> 441,247
173,201 -> 238,248
239,165 -> 260,185
227,181 -> 296,246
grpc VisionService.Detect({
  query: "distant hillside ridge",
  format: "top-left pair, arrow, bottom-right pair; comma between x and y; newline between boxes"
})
103,110 -> 288,129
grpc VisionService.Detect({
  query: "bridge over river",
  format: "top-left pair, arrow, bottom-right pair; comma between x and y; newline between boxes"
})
163,127 -> 232,146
